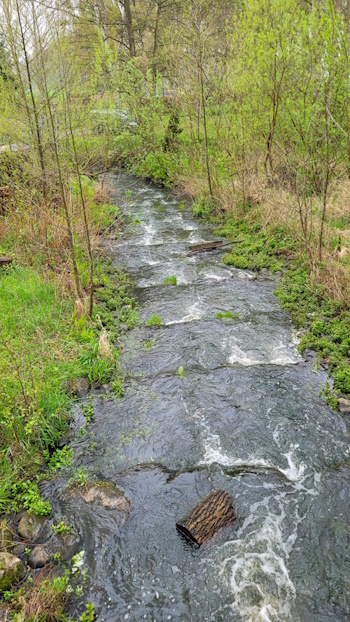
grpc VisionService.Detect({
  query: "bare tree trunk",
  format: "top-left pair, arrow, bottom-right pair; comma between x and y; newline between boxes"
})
319,89 -> 330,261
199,47 -> 213,198
152,1 -> 161,76
15,0 -> 47,202
124,0 -> 135,57
31,1 -> 83,299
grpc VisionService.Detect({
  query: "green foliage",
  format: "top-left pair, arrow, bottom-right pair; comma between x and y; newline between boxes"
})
192,197 -> 211,218
10,480 -> 51,516
146,314 -> 162,327
218,219 -> 287,272
51,520 -> 73,535
163,275 -> 177,285
79,603 -> 96,622
216,311 -> 241,320
82,400 -> 94,424
112,378 -> 124,398
142,341 -> 153,350
177,366 -> 185,378
47,446 -> 73,471
320,383 -> 339,411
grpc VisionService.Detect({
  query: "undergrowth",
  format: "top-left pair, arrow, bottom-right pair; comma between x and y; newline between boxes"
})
212,214 -> 350,402
0,256 -> 138,516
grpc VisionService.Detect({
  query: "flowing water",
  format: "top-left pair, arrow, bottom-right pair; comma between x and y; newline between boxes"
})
46,172 -> 350,621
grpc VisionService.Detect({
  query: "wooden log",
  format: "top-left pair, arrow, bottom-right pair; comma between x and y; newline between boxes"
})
0,257 -> 12,267
189,240 -> 224,253
176,489 -> 236,547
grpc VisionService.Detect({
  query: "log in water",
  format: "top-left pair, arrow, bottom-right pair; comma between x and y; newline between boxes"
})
176,489 -> 236,546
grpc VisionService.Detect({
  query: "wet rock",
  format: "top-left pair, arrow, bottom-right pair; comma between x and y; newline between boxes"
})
47,532 -> 81,562
71,483 -> 130,514
28,545 -> 51,569
0,523 -> 12,553
12,543 -> 26,556
338,398 -> 350,414
72,377 -> 90,398
0,553 -> 24,592
58,429 -> 75,448
99,384 -> 111,396
17,513 -> 46,541
61,483 -> 130,550
237,271 -> 257,281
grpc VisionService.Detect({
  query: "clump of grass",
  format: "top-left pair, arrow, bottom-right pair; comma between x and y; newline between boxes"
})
163,275 -> 177,285
177,366 -> 185,377
143,341 -> 153,349
217,219 -> 289,272
216,311 -> 241,320
146,314 -> 162,326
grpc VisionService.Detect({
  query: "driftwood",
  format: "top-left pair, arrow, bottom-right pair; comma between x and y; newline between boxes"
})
176,489 -> 236,546
187,240 -> 232,256
0,257 -> 12,267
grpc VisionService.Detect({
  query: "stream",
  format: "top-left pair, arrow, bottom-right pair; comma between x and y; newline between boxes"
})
46,172 -> 350,621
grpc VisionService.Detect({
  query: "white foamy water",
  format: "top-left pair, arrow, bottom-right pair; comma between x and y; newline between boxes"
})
165,301 -> 205,325
211,491 -> 301,622
228,339 -> 301,367
196,412 -> 308,621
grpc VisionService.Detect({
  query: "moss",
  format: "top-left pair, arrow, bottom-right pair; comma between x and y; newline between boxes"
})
216,311 -> 241,320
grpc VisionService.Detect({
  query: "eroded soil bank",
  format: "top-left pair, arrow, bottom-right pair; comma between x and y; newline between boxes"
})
46,172 -> 350,622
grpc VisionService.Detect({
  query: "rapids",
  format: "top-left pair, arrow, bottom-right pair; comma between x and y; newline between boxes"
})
45,172 -> 350,621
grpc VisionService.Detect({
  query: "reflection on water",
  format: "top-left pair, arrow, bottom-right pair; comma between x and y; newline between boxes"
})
45,172 -> 350,622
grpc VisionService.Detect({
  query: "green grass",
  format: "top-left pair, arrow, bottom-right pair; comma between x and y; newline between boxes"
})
163,275 -> 177,285
216,311 -> 241,320
177,366 -> 185,378
0,261 -> 136,515
146,314 -> 162,326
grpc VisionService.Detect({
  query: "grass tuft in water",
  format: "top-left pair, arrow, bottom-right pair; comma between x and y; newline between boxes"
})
146,314 -> 162,326
216,311 -> 241,320
163,275 -> 177,285
177,366 -> 185,377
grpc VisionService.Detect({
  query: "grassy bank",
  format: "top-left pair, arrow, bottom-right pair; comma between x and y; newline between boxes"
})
0,180 -> 139,518
213,215 -> 350,405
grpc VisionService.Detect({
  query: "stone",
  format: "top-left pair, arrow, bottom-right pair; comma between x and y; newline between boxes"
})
0,257 -> 12,267
28,545 -> 51,569
338,398 -> 350,414
72,377 -> 90,398
0,523 -> 12,553
12,544 -> 26,556
0,607 -> 11,621
99,384 -> 111,396
73,483 -> 130,513
17,512 -> 45,541
46,532 -> 81,562
0,553 -> 24,592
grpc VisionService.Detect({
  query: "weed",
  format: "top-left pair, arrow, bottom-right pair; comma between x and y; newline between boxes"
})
146,314 -> 162,327
82,400 -> 94,424
46,446 -> 73,471
320,383 -> 339,411
163,275 -> 177,285
143,341 -> 153,349
216,311 -> 241,320
177,366 -> 185,378
51,520 -> 73,535
112,378 -> 124,398
69,467 -> 88,487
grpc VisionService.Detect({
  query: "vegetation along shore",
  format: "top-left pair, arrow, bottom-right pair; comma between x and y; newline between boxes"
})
1,0 -> 350,619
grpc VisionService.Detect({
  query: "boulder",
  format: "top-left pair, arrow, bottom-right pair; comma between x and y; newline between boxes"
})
0,257 -> 12,268
61,482 -> 130,549
17,513 -> 46,541
12,544 -> 26,556
47,532 -> 81,562
72,377 -> 90,398
0,553 -> 24,592
73,483 -> 130,514
28,545 -> 51,569
338,398 -> 350,414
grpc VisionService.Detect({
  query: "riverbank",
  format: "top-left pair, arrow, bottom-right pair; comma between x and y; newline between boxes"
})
0,179 -> 139,618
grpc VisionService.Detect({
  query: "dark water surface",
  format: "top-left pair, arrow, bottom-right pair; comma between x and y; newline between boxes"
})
47,172 -> 350,621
